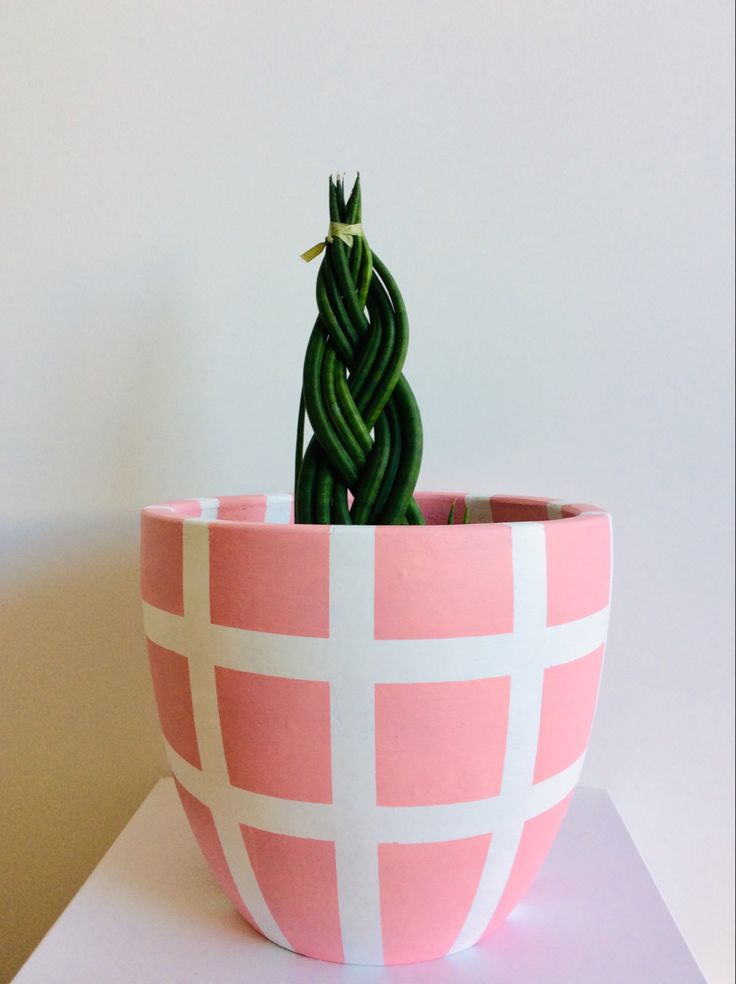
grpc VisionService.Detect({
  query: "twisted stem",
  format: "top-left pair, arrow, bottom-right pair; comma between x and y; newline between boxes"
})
294,174 -> 424,525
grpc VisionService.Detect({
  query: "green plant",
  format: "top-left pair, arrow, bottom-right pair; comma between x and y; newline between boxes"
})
294,174 -> 426,525
447,498 -> 470,525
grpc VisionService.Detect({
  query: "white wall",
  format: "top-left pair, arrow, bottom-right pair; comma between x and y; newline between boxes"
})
1,2 -> 733,981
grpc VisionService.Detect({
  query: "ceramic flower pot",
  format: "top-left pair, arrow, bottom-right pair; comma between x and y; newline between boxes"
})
140,491 -> 612,966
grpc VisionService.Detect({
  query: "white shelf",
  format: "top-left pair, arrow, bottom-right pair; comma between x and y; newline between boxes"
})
13,780 -> 705,983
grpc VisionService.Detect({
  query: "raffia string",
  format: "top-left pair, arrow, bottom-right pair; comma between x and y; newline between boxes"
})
300,222 -> 365,262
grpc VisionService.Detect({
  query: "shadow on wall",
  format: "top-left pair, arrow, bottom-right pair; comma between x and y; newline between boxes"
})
0,518 -> 167,982
0,252 -> 213,981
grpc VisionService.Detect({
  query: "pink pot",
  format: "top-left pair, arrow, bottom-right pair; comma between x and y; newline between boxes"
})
140,491 -> 612,965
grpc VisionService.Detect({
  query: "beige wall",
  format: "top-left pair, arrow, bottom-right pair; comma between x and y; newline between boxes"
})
1,519 -> 166,981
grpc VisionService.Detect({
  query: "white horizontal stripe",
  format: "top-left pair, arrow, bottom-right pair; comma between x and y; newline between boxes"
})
165,742 -> 335,838
143,601 -> 609,683
376,755 -> 583,845
166,739 -> 583,846
143,602 -> 188,654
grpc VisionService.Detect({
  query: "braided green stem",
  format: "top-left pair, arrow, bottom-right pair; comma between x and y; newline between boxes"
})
294,174 -> 425,525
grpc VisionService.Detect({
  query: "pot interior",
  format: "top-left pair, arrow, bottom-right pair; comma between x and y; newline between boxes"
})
202,492 -> 603,526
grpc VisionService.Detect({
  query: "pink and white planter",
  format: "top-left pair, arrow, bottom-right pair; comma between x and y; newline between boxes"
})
140,491 -> 612,966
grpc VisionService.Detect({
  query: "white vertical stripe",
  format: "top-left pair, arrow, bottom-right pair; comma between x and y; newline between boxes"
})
546,500 -> 565,520
182,516 -> 290,949
196,497 -> 219,520
328,526 -> 383,965
502,523 -> 548,794
264,494 -> 293,524
465,495 -> 493,523
451,522 -> 549,952
183,521 -> 226,780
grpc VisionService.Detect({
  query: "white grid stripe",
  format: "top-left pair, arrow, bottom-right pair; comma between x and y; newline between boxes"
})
181,508 -> 290,950
451,521 -> 550,952
163,740 -> 335,838
264,494 -> 292,524
142,603 -> 608,683
196,497 -> 219,520
164,737 -> 585,844
546,500 -> 565,520
328,526 -> 383,964
147,495 -> 611,964
465,495 -> 493,523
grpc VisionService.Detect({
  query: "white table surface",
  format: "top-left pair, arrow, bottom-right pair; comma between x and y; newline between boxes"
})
13,780 -> 705,983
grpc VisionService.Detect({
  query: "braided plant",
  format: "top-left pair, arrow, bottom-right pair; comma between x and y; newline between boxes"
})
294,174 -> 426,525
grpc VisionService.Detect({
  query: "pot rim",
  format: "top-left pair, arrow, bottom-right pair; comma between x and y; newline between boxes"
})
141,491 -> 609,531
